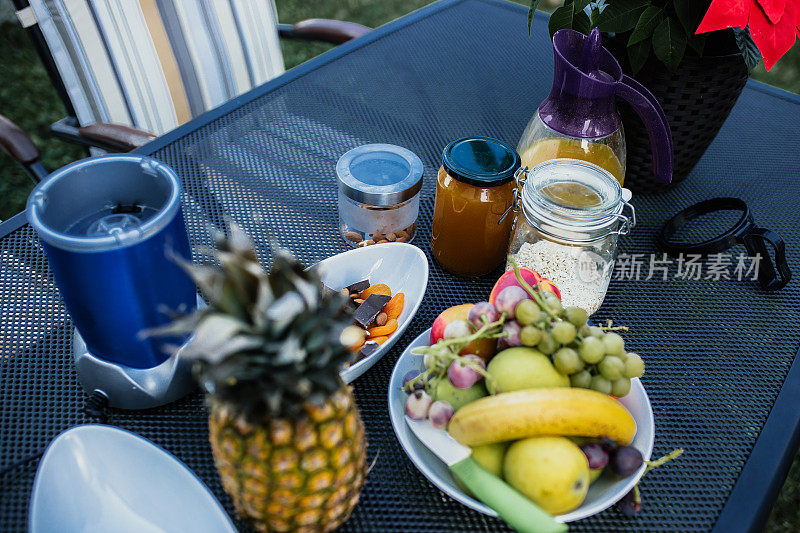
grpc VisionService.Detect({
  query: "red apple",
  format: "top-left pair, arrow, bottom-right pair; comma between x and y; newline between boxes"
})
431,304 -> 497,361
538,278 -> 562,301
489,267 -> 560,303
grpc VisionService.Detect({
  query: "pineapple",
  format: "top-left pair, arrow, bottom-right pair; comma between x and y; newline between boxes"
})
157,223 -> 367,532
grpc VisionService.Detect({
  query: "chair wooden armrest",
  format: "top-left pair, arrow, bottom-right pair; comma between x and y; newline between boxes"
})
0,114 -> 48,182
50,117 -> 156,153
77,122 -> 157,152
278,19 -> 371,45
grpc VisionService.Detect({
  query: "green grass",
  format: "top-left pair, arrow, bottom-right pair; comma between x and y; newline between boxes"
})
1,0 -> 799,221
0,2 -> 799,528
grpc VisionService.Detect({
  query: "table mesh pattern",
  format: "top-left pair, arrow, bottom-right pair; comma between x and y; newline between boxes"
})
2,1 -> 800,531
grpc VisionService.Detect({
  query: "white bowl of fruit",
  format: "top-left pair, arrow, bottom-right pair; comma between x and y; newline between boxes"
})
388,261 -> 671,523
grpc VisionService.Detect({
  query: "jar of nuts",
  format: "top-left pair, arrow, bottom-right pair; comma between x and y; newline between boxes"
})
336,144 -> 423,247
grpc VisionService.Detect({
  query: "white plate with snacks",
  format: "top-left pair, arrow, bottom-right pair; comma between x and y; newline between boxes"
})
315,242 -> 428,383
388,328 -> 655,523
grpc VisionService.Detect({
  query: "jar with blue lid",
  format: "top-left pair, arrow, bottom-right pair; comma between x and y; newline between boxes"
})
431,137 -> 521,276
336,144 -> 424,247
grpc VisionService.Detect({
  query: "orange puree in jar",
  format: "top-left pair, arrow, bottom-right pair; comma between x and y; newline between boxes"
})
431,137 -> 520,277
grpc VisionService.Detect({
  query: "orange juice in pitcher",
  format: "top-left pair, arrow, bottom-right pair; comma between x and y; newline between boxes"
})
517,28 -> 673,187
520,137 -> 625,185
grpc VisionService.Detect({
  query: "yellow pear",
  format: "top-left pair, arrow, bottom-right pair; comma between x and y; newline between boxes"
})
504,436 -> 589,515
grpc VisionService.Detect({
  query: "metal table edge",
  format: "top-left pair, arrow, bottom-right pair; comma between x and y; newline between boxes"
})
0,212 -> 28,237
713,343 -> 800,533
0,0 -> 798,529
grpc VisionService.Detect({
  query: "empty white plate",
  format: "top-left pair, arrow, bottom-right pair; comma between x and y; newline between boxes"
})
315,242 -> 428,383
29,425 -> 235,533
388,328 -> 655,523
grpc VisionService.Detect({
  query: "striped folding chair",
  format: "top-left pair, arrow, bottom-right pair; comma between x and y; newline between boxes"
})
1,0 -> 370,182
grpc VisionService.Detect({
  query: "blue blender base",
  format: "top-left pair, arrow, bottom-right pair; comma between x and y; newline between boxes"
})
73,330 -> 196,410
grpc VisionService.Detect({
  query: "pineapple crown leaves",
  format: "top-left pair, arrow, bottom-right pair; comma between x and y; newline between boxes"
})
150,222 -> 355,421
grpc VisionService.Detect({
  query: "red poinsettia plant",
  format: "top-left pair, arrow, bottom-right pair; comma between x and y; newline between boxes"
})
698,0 -> 800,70
535,1 -> 798,74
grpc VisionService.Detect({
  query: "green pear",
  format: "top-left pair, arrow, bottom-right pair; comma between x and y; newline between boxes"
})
486,347 -> 569,394
434,378 -> 487,411
454,442 -> 508,496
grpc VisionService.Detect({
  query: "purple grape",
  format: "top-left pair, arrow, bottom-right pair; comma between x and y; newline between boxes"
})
468,302 -> 500,328
402,370 -> 423,392
601,437 -> 618,453
447,355 -> 485,389
494,286 -> 529,319
610,446 -> 644,477
428,401 -> 455,429
617,489 -> 641,517
580,441 -> 609,470
498,320 -> 522,350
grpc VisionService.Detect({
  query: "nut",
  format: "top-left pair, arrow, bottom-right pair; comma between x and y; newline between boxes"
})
396,235 -> 409,242
395,230 -> 409,239
350,292 -> 359,299
376,239 -> 389,244
371,233 -> 384,241
354,298 -> 365,305
376,312 -> 388,326
345,231 -> 363,242
385,233 -> 397,242
357,240 -> 376,248
405,222 -> 416,235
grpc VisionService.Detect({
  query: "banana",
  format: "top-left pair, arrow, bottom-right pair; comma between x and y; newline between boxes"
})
448,388 -> 637,446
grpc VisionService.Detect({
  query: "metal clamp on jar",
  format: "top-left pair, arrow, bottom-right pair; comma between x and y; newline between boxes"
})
506,159 -> 635,315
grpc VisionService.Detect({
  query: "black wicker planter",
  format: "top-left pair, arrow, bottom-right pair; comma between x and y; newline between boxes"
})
606,31 -> 750,194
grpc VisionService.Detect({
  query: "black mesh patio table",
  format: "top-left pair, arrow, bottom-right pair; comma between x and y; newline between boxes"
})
2,0 -> 800,531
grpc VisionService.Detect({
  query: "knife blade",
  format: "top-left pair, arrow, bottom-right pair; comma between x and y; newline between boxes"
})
405,416 -> 567,533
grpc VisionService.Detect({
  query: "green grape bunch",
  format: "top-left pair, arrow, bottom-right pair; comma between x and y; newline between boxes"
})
507,257 -> 645,396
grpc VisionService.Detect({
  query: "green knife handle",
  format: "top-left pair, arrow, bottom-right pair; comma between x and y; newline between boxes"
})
450,457 -> 567,533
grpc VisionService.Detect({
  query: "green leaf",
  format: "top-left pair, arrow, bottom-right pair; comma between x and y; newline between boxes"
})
734,27 -> 762,73
652,17 -> 687,73
628,37 -> 651,75
590,5 -> 601,24
548,0 -> 591,38
628,6 -> 664,46
673,0 -> 708,35
573,10 -> 591,35
527,0 -> 541,35
687,33 -> 707,56
595,0 -> 648,34
548,5 -> 573,37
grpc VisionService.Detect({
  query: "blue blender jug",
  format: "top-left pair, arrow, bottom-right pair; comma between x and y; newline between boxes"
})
26,155 -> 197,408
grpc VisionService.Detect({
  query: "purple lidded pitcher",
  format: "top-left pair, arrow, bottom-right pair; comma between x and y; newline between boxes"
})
518,28 -> 673,186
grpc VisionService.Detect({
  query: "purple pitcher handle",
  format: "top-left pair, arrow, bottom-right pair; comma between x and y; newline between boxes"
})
616,75 -> 673,183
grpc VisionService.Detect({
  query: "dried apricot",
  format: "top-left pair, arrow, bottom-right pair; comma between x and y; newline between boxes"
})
383,293 -> 404,319
368,318 -> 398,337
360,283 -> 391,299
351,338 -> 366,353
369,335 -> 390,345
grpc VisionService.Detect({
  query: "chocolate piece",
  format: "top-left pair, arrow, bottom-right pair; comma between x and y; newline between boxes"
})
346,279 -> 370,294
358,341 -> 380,360
353,293 -> 391,328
